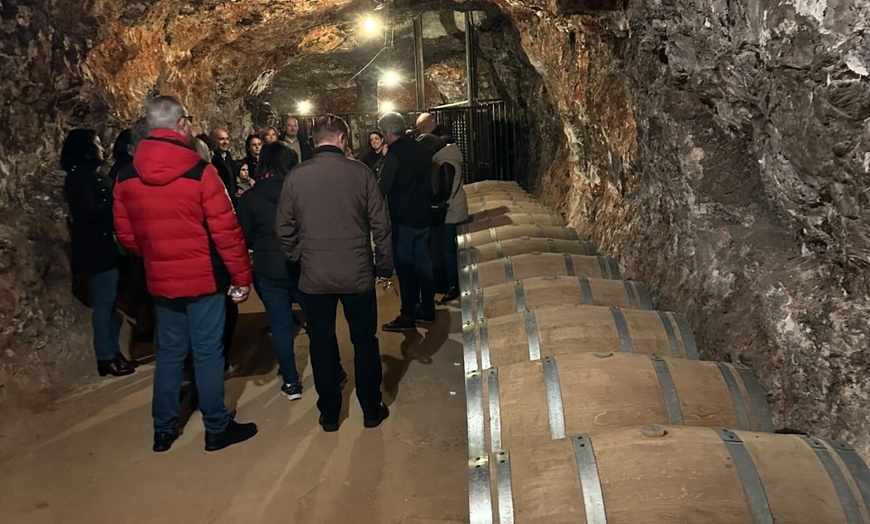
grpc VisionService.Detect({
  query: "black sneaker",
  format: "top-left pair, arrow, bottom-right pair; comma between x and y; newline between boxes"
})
382,315 -> 417,332
440,286 -> 460,304
363,403 -> 390,429
153,431 -> 178,453
281,382 -> 303,401
319,415 -> 340,433
204,420 -> 258,452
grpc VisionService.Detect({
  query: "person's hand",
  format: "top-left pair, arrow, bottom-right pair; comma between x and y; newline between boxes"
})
228,285 -> 250,303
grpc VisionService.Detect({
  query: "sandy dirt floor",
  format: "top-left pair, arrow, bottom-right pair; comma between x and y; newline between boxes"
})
0,284 -> 469,524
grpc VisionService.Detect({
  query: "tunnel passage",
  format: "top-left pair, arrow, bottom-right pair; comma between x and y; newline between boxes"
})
2,0 -> 870,475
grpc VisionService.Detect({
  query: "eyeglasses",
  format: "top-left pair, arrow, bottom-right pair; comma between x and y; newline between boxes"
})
181,115 -> 195,124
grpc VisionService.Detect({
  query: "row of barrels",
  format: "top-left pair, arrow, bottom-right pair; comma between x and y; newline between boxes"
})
458,179 -> 870,523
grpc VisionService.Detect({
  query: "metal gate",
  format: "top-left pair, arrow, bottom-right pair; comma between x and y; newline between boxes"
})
429,99 -> 524,185
285,99 -> 523,184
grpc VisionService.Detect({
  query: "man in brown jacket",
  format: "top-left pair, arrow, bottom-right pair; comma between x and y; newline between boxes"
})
276,114 -> 393,432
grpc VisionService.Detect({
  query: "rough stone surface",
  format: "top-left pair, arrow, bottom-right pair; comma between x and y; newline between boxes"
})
489,0 -> 870,459
2,0 -> 869,463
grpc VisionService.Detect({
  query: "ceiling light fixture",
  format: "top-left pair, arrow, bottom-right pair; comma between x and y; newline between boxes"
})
362,15 -> 380,35
297,100 -> 312,114
381,70 -> 401,87
379,101 -> 395,113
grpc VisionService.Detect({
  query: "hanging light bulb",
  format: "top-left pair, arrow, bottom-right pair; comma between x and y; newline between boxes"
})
380,101 -> 395,113
363,15 -> 380,36
297,100 -> 312,114
381,70 -> 401,88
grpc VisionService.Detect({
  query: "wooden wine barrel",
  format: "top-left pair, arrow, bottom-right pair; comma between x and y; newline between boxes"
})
465,352 -> 774,456
467,194 -> 536,206
459,237 -> 598,267
459,252 -> 621,291
469,426 -> 870,524
460,213 -> 566,234
465,180 -> 522,191
461,303 -> 698,372
457,225 -> 582,250
459,275 -> 651,324
467,204 -> 554,219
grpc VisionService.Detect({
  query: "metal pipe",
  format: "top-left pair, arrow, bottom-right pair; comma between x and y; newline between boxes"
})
413,14 -> 425,110
465,11 -> 478,180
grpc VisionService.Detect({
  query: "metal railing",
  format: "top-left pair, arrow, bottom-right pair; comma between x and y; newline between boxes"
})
285,99 -> 524,184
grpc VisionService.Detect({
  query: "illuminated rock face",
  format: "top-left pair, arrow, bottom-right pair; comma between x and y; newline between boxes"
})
3,0 -> 870,459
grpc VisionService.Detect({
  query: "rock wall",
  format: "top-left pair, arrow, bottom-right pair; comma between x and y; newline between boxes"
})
490,0 -> 870,458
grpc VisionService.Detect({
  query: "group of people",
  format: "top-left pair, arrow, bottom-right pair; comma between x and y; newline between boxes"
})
62,96 -> 467,453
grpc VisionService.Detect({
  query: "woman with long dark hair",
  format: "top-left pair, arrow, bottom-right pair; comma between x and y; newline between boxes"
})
238,142 -> 304,400
62,128 -> 137,377
243,133 -> 262,176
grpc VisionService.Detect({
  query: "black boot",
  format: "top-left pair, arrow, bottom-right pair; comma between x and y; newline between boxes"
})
363,403 -> 390,429
440,285 -> 460,304
204,420 -> 258,452
97,354 -> 135,377
153,431 -> 178,452
118,353 -> 140,368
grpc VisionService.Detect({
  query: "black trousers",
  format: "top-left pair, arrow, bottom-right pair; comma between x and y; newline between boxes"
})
300,289 -> 383,421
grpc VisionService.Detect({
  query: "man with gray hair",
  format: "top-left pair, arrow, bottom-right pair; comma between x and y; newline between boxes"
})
378,112 -> 436,331
114,95 -> 258,453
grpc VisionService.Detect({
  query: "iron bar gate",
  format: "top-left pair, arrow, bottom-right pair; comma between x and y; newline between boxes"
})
429,99 -> 524,185
280,99 -> 523,184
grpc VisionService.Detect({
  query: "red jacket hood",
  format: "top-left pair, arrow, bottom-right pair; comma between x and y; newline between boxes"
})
133,129 -> 204,186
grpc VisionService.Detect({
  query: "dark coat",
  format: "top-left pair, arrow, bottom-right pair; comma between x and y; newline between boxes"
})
108,155 -> 132,183
65,166 -> 120,275
237,174 -> 291,280
276,146 -> 393,295
378,135 -> 434,229
211,151 -> 237,202
244,154 -> 259,179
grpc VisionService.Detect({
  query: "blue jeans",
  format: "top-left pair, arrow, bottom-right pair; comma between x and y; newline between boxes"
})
254,274 -> 301,385
444,223 -> 459,287
394,226 -> 435,318
153,293 -> 230,434
90,269 -> 121,361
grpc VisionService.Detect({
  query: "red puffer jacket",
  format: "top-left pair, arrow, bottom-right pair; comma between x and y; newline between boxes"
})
113,129 -> 252,299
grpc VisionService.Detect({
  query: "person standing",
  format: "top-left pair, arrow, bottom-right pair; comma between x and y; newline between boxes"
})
417,134 -> 467,303
279,115 -> 314,162
63,129 -> 137,377
276,114 -> 393,432
209,127 -> 241,371
377,112 -> 436,331
237,142 -> 304,401
243,134 -> 262,176
114,95 -> 257,453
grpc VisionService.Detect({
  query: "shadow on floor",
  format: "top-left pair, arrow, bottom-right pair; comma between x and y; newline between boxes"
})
380,308 -> 451,404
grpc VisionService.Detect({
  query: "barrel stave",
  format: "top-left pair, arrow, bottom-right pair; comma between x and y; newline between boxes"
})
462,213 -> 565,234
467,305 -> 697,370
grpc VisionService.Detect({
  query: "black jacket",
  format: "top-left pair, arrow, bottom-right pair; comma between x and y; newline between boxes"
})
211,151 -> 237,201
237,174 -> 291,280
108,155 -> 132,182
65,166 -> 120,275
244,154 -> 259,179
378,135 -> 433,229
